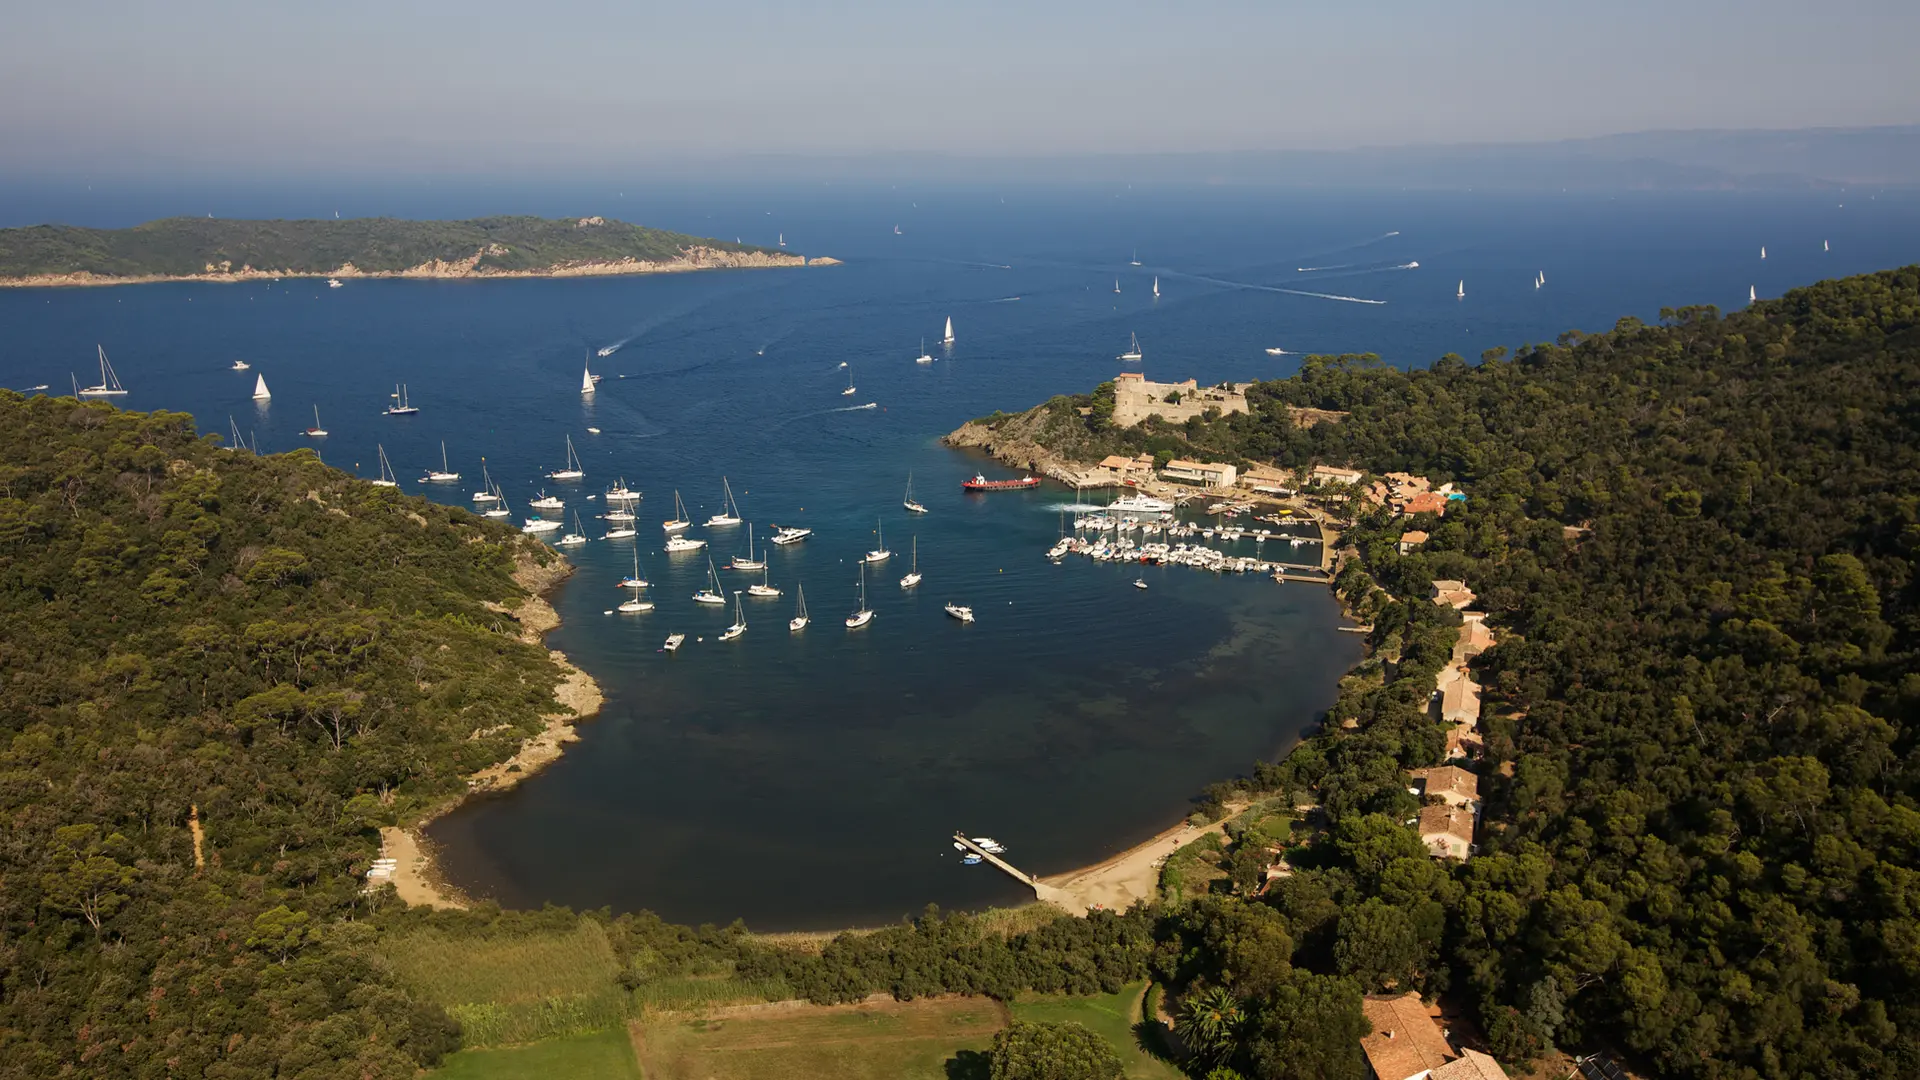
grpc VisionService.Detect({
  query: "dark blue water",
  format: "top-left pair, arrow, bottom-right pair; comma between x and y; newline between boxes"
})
4,186 -> 1916,928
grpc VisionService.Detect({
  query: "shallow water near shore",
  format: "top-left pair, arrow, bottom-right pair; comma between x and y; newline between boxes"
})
4,185 -> 1915,928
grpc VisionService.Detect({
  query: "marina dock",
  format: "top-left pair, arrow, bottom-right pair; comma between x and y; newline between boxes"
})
953,833 -> 1067,907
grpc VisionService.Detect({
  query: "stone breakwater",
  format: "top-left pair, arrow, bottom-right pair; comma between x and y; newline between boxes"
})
0,246 -> 837,287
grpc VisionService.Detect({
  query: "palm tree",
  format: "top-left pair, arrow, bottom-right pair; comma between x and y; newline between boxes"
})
1176,985 -> 1244,1063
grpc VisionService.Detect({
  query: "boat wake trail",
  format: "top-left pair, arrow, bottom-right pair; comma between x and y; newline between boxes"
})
1297,260 -> 1421,278
596,336 -> 633,358
988,296 -> 1023,303
1295,263 -> 1355,273
767,402 -> 883,430
1183,272 -> 1387,306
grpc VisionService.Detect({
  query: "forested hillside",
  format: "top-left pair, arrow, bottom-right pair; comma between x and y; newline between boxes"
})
0,395 -> 577,1078
0,215 -> 784,279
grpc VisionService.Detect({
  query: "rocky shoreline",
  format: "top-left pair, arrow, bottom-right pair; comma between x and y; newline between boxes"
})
0,246 -> 839,288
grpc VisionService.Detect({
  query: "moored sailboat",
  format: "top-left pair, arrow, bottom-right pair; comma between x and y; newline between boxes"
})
693,558 -> 727,604
78,345 -> 129,397
789,585 -> 809,631
747,566 -> 781,598
705,477 -> 743,527
252,373 -> 271,401
423,442 -> 459,482
864,518 -> 892,563
1117,332 -> 1142,362
547,435 -> 585,481
371,444 -> 398,487
473,460 -> 500,502
663,490 -> 692,532
846,563 -> 875,628
900,537 -> 921,589
719,592 -> 748,641
842,365 -> 857,396
385,384 -> 419,415
904,472 -> 928,514
556,511 -> 589,547
305,405 -> 327,437
619,549 -> 650,589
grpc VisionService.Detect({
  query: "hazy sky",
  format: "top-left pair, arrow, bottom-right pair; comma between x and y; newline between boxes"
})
3,0 -> 1915,174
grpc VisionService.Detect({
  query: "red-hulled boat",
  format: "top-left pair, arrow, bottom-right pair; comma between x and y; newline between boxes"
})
962,473 -> 1042,491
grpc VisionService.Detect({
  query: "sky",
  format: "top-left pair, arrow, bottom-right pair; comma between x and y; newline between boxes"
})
2,0 -> 1916,177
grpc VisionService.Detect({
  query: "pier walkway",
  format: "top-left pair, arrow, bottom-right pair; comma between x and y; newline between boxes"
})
953,834 -> 1067,908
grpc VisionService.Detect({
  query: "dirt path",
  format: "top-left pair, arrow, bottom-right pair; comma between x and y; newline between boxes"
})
1039,803 -> 1244,914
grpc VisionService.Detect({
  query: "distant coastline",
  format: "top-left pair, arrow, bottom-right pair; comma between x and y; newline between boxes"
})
0,213 -> 839,288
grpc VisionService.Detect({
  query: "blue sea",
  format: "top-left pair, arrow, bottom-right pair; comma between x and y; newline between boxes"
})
4,183 -> 1916,928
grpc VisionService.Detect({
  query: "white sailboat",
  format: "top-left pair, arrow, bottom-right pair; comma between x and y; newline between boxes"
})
747,566 -> 781,598
372,444 -> 398,487
942,316 -> 955,346
842,365 -> 856,396
473,460 -> 500,502
1152,277 -> 1159,298
915,338 -> 934,364
423,441 -> 460,482
252,373 -> 271,401
1130,249 -> 1142,267
1457,280 -> 1465,300
603,518 -> 637,540
483,489 -> 510,518
900,536 -> 921,589
864,518 -> 892,563
546,435 -> 584,481
606,479 -> 640,502
719,592 -> 747,641
693,558 -> 727,604
305,405 -> 327,437
1113,278 -> 1121,294
904,472 -> 928,514
662,490 -> 692,532
789,585 -> 809,631
1760,246 -> 1767,260
729,525 -> 766,571
1749,285 -> 1757,304
77,345 -> 129,397
580,360 -> 595,395
617,592 -> 654,614
556,511 -> 588,547
385,384 -> 419,415
846,563 -> 875,628
1117,332 -> 1143,362
1824,239 -> 1830,252
619,549 -> 650,589
704,477 -> 742,527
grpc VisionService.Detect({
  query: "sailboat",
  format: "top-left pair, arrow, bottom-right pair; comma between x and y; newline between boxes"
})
603,515 -> 637,540
483,489 -> 511,518
1760,246 -> 1767,260
385,384 -> 418,415
846,563 -> 875,628
371,444 -> 398,486
915,338 -> 934,364
1117,332 -> 1143,362
693,558 -> 727,604
942,316 -> 955,346
720,592 -> 748,641
842,365 -> 857,396
473,460 -> 500,502
864,518 -> 892,563
1152,277 -> 1159,299
662,491 -> 692,532
1749,285 -> 1757,304
1457,280 -> 1466,300
580,359 -> 595,396
789,585 -> 809,631
547,435 -> 584,481
619,549 -> 650,589
1130,249 -> 1142,267
225,417 -> 246,453
1824,240 -> 1830,252
778,232 -> 786,248
423,442 -> 460,482
252,373 -> 271,401
904,472 -> 928,514
617,589 -> 654,614
304,405 -> 327,437
1113,278 -> 1121,294
704,477 -> 742,527
606,479 -> 640,502
900,536 -> 921,589
729,525 -> 765,571
556,511 -> 589,547
748,566 -> 781,598
77,345 -> 129,396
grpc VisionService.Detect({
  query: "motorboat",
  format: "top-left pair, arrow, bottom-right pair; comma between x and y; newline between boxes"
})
521,516 -> 561,534
327,278 -> 343,288
665,534 -> 708,553
607,480 -> 640,502
944,603 -> 974,623
530,492 -> 565,511
231,360 -> 250,371
1133,579 -> 1149,589
663,633 -> 685,652
972,837 -> 1007,854
771,525 -> 812,545
1109,494 -> 1174,513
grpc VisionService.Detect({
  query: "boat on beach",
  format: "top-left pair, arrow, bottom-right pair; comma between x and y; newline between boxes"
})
962,474 -> 1041,491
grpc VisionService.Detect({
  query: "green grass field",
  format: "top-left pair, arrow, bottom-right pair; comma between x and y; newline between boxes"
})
430,1028 -> 641,1080
1010,984 -> 1183,1080
634,997 -> 1007,1080
381,921 -> 629,1047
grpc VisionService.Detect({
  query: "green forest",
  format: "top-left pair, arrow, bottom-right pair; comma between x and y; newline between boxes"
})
0,215 -> 783,279
5,266 -> 1918,1080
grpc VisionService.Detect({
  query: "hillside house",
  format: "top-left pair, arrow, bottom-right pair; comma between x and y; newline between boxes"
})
1360,991 -> 1512,1080
1430,580 -> 1476,609
1409,765 -> 1481,809
1096,454 -> 1156,482
1399,530 -> 1430,554
1312,464 -> 1365,487
1420,803 -> 1477,861
1162,459 -> 1238,488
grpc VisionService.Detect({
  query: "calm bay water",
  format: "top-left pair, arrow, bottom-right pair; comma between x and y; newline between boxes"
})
4,186 -> 1916,928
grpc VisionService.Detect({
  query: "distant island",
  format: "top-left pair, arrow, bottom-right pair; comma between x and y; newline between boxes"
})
0,214 -> 839,287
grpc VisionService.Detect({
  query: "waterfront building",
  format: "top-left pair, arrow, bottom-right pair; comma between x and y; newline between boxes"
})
1162,459 -> 1238,488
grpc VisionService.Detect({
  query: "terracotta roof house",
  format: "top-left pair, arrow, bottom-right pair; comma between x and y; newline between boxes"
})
1404,491 -> 1449,516
1432,1049 -> 1512,1080
1399,530 -> 1430,555
1429,580 -> 1476,609
1443,725 -> 1485,762
1438,673 -> 1482,728
1409,765 -> 1481,808
1361,993 -> 1456,1080
1419,804 -> 1476,860
1452,613 -> 1495,665
1312,464 -> 1366,486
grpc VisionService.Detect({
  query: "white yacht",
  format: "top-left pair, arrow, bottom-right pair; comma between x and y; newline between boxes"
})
719,592 -> 748,641
900,536 -> 921,589
1266,347 -> 1287,356
915,338 -> 934,364
422,442 -> 460,482
789,586 -> 809,631
618,549 -> 650,589
747,567 -> 781,598
1133,578 -> 1149,589
231,360 -> 250,371
327,278 -> 343,288
846,563 -> 875,628
1110,494 -> 1174,513
903,472 -> 928,514
704,477 -> 743,527
663,491 -> 692,532
252,373 -> 271,401
941,316 -> 955,346
521,516 -> 561,534
664,534 -> 708,553
729,525 -> 766,571
371,444 -> 399,487
693,558 -> 727,605
546,435 -> 584,481
771,525 -> 812,545
606,480 -> 640,502
864,518 -> 892,563
304,405 -> 327,438
944,602 -> 975,623
530,492 -> 565,511
556,511 -> 589,547
842,366 -> 856,396
662,633 -> 685,652
1117,332 -> 1142,362
385,384 -> 419,415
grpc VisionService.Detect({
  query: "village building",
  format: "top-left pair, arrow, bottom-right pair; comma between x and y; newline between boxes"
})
1095,453 -> 1157,483
1404,491 -> 1450,516
1240,462 -> 1296,496
1399,530 -> 1430,555
1409,765 -> 1481,809
1436,670 -> 1483,728
1443,725 -> 1485,763
1452,612 -> 1495,666
1359,993 -> 1513,1080
1110,374 -> 1251,428
1419,803 -> 1478,861
1430,580 -> 1476,609
1313,464 -> 1366,487
1162,459 -> 1239,489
